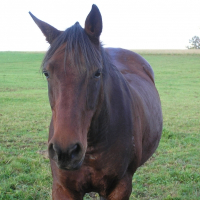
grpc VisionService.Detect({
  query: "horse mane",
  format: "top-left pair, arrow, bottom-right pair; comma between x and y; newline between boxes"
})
42,22 -> 104,75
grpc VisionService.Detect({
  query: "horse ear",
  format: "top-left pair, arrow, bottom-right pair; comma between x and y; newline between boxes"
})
85,5 -> 102,42
29,12 -> 61,44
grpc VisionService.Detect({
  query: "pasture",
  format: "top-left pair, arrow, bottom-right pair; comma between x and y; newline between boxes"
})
0,51 -> 199,199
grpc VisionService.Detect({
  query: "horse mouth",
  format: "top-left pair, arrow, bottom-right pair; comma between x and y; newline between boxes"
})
56,155 -> 85,171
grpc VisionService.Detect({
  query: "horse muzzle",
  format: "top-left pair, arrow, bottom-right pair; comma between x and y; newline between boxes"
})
48,142 -> 85,170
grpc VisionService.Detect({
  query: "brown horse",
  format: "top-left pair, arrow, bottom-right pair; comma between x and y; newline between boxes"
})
30,5 -> 162,200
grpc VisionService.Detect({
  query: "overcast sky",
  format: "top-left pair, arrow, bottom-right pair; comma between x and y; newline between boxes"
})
1,0 -> 200,51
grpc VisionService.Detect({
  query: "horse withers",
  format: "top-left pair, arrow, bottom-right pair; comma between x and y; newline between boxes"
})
30,5 -> 162,200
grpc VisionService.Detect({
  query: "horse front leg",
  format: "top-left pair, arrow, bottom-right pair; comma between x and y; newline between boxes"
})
52,181 -> 83,200
106,174 -> 133,200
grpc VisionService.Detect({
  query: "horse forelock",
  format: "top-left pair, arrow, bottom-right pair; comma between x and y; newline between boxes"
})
41,22 -> 103,75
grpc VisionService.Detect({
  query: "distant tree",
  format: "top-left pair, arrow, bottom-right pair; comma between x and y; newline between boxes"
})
187,36 -> 200,49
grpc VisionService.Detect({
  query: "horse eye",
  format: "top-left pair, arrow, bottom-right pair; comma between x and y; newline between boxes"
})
94,69 -> 101,78
43,71 -> 49,78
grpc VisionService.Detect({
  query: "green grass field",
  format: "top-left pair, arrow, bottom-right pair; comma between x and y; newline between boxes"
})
0,51 -> 199,199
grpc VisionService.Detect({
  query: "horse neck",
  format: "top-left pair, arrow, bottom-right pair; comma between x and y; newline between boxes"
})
87,59 -> 134,150
87,84 -> 110,148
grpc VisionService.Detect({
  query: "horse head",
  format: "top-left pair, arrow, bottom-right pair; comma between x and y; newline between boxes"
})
30,5 -> 104,170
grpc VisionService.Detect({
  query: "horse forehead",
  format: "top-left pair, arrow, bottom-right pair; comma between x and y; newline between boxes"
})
51,44 -> 85,68
45,57 -> 86,83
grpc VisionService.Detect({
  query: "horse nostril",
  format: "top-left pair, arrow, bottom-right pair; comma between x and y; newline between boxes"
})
68,143 -> 81,160
48,143 -> 59,161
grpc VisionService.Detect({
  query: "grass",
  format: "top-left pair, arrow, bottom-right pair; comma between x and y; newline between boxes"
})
0,52 -> 51,199
132,49 -> 200,55
0,51 -> 200,199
